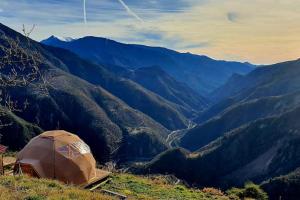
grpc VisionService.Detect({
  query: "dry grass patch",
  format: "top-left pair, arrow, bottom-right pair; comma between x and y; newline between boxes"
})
0,175 -> 113,200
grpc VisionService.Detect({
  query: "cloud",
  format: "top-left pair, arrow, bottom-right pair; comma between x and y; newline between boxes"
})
181,42 -> 211,49
227,12 -> 239,22
115,27 -> 210,52
138,31 -> 163,40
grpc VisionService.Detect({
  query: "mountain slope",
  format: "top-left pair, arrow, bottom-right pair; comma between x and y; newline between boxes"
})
107,65 -> 209,117
143,57 -> 300,191
262,167 -> 300,200
142,106 -> 300,189
44,46 -> 187,130
0,23 -> 171,162
212,59 -> 300,103
181,59 -> 300,151
126,66 -> 209,113
180,91 -> 300,151
0,107 -> 42,150
41,36 -> 254,95
42,45 -> 189,130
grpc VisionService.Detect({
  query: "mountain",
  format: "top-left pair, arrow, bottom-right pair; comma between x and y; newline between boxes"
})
0,23 -> 176,162
42,45 -> 189,130
180,59 -> 300,151
141,106 -> 300,189
41,36 -> 254,95
134,58 -> 300,196
180,91 -> 300,151
125,66 -> 209,113
104,65 -> 209,117
212,59 -> 300,103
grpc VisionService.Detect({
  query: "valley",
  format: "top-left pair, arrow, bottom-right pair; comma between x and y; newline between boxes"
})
166,120 -> 196,148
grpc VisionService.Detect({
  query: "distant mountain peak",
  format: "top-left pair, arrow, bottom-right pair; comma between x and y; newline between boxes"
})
41,35 -> 74,44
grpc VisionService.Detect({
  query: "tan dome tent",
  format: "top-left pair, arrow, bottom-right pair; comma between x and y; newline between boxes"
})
14,130 -> 110,187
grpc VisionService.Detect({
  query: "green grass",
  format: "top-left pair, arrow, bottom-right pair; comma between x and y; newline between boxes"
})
101,173 -> 230,200
0,175 -> 112,200
0,173 -> 231,200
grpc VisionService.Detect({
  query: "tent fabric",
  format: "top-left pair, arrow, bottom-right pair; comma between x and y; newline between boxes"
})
14,130 -> 110,186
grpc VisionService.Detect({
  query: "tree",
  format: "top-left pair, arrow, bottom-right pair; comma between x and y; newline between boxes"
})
0,25 -> 47,139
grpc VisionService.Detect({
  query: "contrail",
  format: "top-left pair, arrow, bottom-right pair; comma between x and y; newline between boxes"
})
83,0 -> 87,24
82,0 -> 143,24
117,0 -> 144,22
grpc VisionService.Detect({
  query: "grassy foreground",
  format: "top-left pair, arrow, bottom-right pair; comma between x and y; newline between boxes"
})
101,173 -> 229,200
0,174 -> 230,200
0,175 -> 112,200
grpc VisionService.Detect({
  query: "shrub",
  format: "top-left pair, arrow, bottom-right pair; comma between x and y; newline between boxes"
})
202,187 -> 225,196
227,182 -> 268,200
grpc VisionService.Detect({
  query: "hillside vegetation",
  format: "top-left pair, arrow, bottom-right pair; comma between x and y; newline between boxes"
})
102,173 -> 230,200
0,175 -> 112,200
0,174 -> 232,200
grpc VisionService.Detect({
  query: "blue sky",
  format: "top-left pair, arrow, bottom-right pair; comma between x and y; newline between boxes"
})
1,0 -> 300,64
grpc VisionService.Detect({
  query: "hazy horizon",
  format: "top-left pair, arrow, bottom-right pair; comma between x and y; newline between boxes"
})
1,0 -> 300,65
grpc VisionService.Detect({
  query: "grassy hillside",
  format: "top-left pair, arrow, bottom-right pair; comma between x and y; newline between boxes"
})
102,173 -> 229,200
0,175 -> 112,200
0,174 -> 231,200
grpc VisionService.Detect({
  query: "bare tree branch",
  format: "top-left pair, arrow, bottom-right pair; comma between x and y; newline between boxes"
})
0,25 -> 48,132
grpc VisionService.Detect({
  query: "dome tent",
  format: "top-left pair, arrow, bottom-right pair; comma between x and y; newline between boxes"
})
14,130 -> 110,187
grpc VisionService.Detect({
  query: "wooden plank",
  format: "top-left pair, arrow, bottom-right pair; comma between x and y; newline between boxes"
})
89,178 -> 111,191
100,189 -> 127,200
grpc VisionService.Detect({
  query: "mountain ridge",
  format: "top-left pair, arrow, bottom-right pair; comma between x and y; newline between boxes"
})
41,35 -> 254,95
